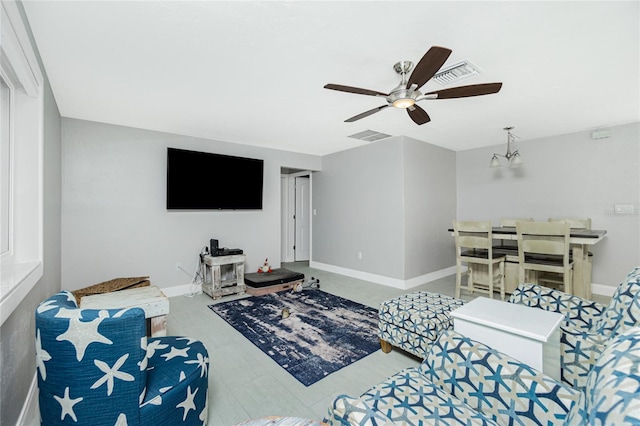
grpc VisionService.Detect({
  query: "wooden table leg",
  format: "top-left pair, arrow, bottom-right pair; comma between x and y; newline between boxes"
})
150,315 -> 167,337
571,244 -> 590,299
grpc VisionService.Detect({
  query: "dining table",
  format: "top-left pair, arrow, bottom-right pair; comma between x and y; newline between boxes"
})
449,226 -> 607,299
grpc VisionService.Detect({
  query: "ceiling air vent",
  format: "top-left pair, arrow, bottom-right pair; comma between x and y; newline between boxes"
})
348,130 -> 391,142
433,60 -> 480,85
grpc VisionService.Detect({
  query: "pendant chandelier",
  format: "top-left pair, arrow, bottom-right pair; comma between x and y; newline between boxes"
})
490,126 -> 523,168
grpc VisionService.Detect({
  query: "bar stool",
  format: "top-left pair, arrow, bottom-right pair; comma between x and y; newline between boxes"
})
516,221 -> 574,293
453,220 -> 506,300
542,218 -> 592,289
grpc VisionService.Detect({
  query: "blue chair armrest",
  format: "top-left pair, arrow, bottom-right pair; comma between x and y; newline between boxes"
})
509,283 -> 605,329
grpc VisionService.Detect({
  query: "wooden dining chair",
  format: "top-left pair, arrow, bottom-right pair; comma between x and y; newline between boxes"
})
516,221 -> 574,293
453,221 -> 506,300
495,218 -> 534,253
543,217 -> 592,289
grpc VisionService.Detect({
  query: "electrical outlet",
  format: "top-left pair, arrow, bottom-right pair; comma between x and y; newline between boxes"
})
176,262 -> 181,271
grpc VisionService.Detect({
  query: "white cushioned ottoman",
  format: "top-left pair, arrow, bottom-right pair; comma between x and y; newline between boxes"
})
378,291 -> 465,358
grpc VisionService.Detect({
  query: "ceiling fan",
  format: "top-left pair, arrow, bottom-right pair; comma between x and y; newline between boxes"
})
324,46 -> 503,125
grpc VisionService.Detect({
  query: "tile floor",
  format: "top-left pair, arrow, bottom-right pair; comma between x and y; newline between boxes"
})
169,262 -> 484,425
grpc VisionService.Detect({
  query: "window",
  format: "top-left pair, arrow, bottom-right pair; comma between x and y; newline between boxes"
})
1,73 -> 12,258
0,0 -> 44,325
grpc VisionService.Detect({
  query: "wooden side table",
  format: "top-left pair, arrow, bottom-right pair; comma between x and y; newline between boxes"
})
202,254 -> 246,299
80,285 -> 170,337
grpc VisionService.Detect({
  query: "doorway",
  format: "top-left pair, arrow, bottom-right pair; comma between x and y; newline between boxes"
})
281,170 -> 311,263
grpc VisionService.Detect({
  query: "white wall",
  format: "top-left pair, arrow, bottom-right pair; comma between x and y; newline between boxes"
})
61,118 -> 321,291
456,122 -> 640,288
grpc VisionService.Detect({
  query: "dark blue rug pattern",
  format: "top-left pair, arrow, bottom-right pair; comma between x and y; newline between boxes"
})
208,290 -> 380,386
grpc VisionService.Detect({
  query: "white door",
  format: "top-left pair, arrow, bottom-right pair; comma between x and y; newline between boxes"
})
294,176 -> 310,261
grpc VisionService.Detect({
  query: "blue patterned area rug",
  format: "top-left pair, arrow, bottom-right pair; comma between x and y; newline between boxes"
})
208,290 -> 380,386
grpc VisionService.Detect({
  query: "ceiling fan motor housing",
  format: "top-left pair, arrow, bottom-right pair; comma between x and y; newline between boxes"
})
389,88 -> 418,108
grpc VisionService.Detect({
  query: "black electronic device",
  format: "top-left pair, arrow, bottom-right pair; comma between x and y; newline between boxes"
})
215,248 -> 243,256
167,147 -> 263,210
210,239 -> 219,256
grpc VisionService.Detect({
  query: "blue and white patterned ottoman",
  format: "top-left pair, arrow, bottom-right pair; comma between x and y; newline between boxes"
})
378,291 -> 465,358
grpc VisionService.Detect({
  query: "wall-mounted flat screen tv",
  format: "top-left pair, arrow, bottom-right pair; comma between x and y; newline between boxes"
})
167,147 -> 264,210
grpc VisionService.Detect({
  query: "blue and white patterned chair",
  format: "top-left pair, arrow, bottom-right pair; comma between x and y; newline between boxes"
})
327,330 -> 581,425
509,266 -> 640,391
566,326 -> 640,424
35,290 -> 209,425
326,327 -> 640,425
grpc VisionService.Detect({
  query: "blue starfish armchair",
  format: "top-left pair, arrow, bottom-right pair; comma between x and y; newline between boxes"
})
509,266 -> 640,391
35,290 -> 209,425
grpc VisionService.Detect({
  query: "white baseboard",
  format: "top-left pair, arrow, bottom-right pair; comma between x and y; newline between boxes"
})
17,372 -> 38,426
162,270 -> 615,298
309,261 -> 457,290
591,282 -> 616,297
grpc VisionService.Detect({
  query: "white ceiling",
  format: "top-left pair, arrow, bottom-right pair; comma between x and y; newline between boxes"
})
22,1 -> 640,156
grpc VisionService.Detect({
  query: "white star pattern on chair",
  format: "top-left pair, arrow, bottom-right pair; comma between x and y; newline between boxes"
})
115,413 -> 128,426
138,337 -> 149,371
56,314 -> 113,361
161,346 -> 190,361
199,389 -> 209,423
176,385 -> 198,421
185,352 -> 209,378
36,299 -> 58,314
35,329 -> 51,380
91,353 -> 135,396
53,386 -> 83,422
147,339 -> 169,358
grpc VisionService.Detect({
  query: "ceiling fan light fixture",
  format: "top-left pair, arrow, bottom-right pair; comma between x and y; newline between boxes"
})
489,155 -> 500,168
392,98 -> 415,109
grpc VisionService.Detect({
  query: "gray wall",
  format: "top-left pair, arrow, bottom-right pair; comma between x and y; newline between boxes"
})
312,136 -> 457,282
456,122 -> 640,287
61,119 -> 321,291
0,2 -> 62,423
312,137 -> 405,278
403,137 -> 457,278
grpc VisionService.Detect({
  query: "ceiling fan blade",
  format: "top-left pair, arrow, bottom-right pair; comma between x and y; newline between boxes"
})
345,105 -> 390,122
324,84 -> 388,97
406,46 -> 452,90
425,82 -> 503,99
407,105 -> 431,125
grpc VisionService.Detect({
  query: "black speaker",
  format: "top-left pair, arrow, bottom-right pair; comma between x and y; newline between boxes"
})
210,239 -> 219,256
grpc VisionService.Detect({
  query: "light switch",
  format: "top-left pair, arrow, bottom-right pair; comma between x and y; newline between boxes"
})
614,204 -> 635,214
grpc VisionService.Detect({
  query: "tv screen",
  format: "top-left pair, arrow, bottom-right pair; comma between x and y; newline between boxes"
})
167,148 -> 263,210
